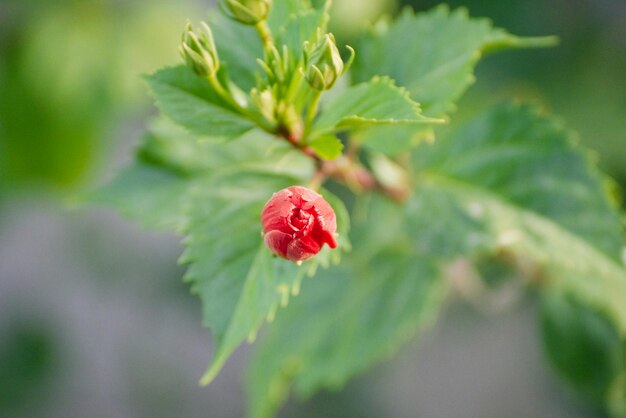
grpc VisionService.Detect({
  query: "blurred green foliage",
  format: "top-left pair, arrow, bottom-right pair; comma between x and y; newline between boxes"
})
327,0 -> 397,39
0,321 -> 55,412
403,0 -> 626,190
0,0 -> 195,191
541,293 -> 624,406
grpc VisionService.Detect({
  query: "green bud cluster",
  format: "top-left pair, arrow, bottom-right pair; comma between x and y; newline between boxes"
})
178,1 -> 355,143
180,22 -> 220,78
304,33 -> 355,91
219,0 -> 271,25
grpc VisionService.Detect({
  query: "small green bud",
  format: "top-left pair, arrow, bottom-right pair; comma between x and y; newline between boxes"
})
180,21 -> 219,77
251,88 -> 277,124
304,33 -> 350,91
219,0 -> 271,25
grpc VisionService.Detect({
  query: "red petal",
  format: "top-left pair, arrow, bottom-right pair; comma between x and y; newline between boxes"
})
322,229 -> 338,249
263,230 -> 292,259
309,218 -> 338,249
287,186 -> 321,205
312,196 -> 337,234
286,235 -> 321,262
261,190 -> 296,234
261,186 -> 339,262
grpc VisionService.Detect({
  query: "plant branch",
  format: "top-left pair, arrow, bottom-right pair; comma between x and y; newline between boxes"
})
207,74 -> 274,132
303,91 -> 322,140
285,69 -> 304,103
255,20 -> 274,52
207,74 -> 242,110
320,157 -> 409,202
277,130 -> 408,202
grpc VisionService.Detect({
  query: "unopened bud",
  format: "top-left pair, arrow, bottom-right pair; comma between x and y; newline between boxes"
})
304,33 -> 353,91
219,0 -> 271,25
261,186 -> 337,262
251,88 -> 277,124
180,21 -> 219,77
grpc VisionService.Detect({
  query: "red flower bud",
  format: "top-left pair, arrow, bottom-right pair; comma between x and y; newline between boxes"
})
261,186 -> 338,262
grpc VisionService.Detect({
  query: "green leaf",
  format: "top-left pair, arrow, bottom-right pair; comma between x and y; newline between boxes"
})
352,5 -> 557,117
95,117 -> 347,386
244,195 -> 437,418
307,134 -> 343,160
181,174 -> 351,385
138,118 -> 313,180
145,65 -> 255,139
182,174 -> 302,385
208,11 -> 263,92
89,162 -> 191,232
277,3 -> 329,55
355,124 -> 435,156
410,102 -> 626,335
267,0 -> 314,33
312,77 -> 439,135
137,119 -> 224,175
246,245 -> 447,418
92,119 -> 314,229
541,292 -> 623,403
609,372 -> 626,418
351,6 -> 556,156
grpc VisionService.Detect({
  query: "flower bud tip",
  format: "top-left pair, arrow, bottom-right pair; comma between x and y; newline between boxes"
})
219,0 -> 271,25
261,186 -> 338,262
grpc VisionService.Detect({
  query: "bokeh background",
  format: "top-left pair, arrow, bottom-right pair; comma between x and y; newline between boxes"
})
0,0 -> 624,416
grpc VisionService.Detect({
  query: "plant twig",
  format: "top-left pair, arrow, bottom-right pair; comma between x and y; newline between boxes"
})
255,20 -> 274,52
277,130 -> 408,202
303,91 -> 322,140
207,74 -> 274,131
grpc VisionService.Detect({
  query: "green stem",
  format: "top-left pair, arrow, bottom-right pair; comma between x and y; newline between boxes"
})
303,91 -> 322,140
207,74 -> 274,132
255,20 -> 274,52
285,69 -> 304,103
208,75 -> 241,110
